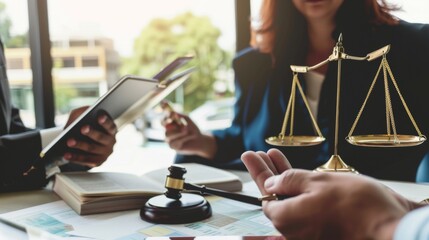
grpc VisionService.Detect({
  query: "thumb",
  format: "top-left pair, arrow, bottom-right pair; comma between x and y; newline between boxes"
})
264,169 -> 313,196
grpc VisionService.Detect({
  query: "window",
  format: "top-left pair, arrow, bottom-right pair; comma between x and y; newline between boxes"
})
6,58 -> 24,69
1,0 -> 34,127
47,0 -> 236,126
82,56 -> 99,67
390,0 -> 429,24
61,57 -> 75,68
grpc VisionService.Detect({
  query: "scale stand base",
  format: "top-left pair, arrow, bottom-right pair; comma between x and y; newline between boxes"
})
314,155 -> 359,174
140,193 -> 212,224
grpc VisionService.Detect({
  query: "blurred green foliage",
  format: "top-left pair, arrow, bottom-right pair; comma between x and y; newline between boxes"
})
121,12 -> 233,112
0,2 -> 28,48
54,86 -> 78,114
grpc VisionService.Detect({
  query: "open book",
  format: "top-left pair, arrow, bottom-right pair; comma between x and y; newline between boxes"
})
53,163 -> 243,215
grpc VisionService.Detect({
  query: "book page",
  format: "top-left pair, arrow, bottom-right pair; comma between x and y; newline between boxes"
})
57,172 -> 163,196
142,163 -> 242,191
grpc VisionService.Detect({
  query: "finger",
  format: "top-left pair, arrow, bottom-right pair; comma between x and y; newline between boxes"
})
264,169 -> 315,196
178,114 -> 196,128
80,125 -> 116,147
267,148 -> 292,172
169,112 -> 188,127
64,152 -> 104,167
256,151 -> 279,175
263,193 -> 313,235
160,102 -> 188,127
168,134 -> 197,150
66,106 -> 89,126
165,126 -> 189,144
241,151 -> 275,194
165,124 -> 189,142
98,114 -> 117,135
66,138 -> 113,156
165,114 -> 199,142
163,114 -> 183,127
164,121 -> 182,133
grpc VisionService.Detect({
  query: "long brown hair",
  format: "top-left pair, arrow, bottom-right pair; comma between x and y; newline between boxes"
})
251,0 -> 400,61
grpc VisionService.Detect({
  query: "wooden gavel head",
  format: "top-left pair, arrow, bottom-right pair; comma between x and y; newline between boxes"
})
164,164 -> 187,200
141,164 -> 212,224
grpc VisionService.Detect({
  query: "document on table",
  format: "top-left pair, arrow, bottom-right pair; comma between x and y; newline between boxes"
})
0,200 -> 129,238
0,196 -> 279,239
379,180 -> 429,202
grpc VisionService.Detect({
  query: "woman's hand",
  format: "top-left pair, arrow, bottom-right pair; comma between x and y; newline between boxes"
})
64,106 -> 117,167
164,112 -> 216,160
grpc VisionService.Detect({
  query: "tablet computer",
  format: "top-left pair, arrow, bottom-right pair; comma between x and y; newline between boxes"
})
39,58 -> 194,163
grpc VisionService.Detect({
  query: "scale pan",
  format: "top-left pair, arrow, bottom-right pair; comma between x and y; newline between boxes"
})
346,134 -> 426,147
265,136 -> 325,147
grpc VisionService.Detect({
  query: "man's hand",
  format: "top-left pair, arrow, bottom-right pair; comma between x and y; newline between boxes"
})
241,148 -> 423,240
241,148 -> 292,195
64,106 -> 117,167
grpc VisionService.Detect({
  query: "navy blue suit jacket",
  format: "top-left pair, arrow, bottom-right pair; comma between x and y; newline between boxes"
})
176,21 -> 429,181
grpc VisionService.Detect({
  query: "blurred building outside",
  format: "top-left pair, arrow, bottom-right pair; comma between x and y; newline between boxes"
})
6,37 -> 121,127
6,35 -> 234,175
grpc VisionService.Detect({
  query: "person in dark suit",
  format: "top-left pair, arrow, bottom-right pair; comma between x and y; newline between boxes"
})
0,40 -> 117,192
164,0 -> 429,181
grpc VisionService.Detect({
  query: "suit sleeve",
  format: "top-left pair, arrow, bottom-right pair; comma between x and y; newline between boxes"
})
0,107 -> 89,191
0,122 -> 48,192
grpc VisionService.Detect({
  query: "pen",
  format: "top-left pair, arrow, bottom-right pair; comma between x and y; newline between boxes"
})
184,183 -> 290,206
258,193 -> 290,201
160,101 -> 187,126
165,165 -> 291,207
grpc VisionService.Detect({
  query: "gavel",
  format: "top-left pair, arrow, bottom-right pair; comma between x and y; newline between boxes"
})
164,165 -> 287,205
140,164 -> 289,224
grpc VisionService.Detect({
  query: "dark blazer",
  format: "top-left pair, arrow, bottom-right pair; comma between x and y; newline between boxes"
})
0,40 -> 48,191
176,21 -> 429,181
0,40 -> 88,192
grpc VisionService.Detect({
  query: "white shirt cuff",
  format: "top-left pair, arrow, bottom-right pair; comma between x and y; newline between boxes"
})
394,205 -> 429,240
39,127 -> 68,178
39,127 -> 63,148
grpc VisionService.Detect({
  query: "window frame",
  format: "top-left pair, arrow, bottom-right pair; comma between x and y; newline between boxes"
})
27,0 -> 251,128
28,0 -> 55,128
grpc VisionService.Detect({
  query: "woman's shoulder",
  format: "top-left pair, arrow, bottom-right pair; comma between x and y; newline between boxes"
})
387,20 -> 429,42
370,20 -> 429,57
232,47 -> 271,70
231,47 -> 273,87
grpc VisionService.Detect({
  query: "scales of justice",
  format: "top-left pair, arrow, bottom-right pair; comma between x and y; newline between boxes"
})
140,34 -> 427,225
265,34 -> 427,173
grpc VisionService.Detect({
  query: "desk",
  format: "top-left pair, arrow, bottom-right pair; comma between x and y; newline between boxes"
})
2,169 -> 429,240
0,188 -> 59,215
0,170 -> 263,240
0,170 -> 253,214
0,186 -> 59,239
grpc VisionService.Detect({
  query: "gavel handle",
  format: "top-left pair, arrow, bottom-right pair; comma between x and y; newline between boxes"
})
184,183 -> 286,206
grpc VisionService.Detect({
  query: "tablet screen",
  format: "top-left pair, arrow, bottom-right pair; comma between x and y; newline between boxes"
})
40,67 -> 193,164
40,76 -> 159,161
